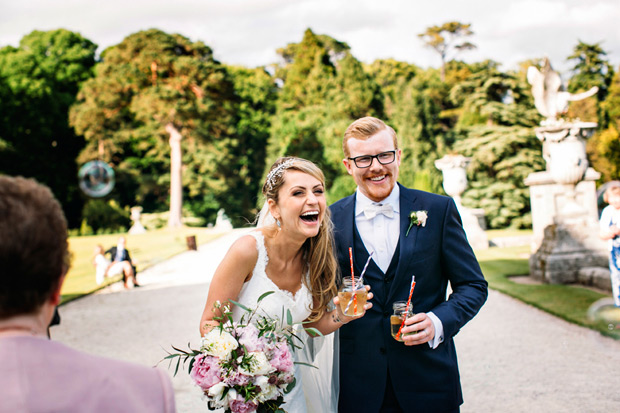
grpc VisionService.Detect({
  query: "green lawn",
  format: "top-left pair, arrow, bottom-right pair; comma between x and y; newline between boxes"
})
62,227 -> 224,303
475,244 -> 620,340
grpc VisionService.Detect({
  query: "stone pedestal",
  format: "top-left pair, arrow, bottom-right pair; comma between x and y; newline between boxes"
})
214,208 -> 233,231
457,205 -> 490,251
525,168 -> 601,251
526,168 -> 608,284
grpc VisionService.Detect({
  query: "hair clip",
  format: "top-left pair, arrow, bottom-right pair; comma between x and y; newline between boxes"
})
266,159 -> 295,190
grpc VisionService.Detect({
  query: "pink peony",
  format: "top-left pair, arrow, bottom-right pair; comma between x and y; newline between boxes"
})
229,394 -> 258,413
190,354 -> 222,391
225,371 -> 251,386
269,341 -> 294,373
238,324 -> 268,352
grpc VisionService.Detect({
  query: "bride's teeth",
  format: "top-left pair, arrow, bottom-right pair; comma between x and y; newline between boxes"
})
301,211 -> 318,216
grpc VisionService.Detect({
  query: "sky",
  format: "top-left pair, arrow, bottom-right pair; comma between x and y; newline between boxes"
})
1,0 -> 619,78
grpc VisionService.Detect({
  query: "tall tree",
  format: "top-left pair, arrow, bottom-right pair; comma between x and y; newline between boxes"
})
70,29 -> 237,227
566,40 -> 615,127
0,29 -> 97,227
418,21 -> 476,82
269,28 -> 383,202
567,41 -> 614,101
589,66 -> 620,182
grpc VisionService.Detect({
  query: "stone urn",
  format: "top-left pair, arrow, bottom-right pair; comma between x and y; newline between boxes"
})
434,154 -> 488,250
434,155 -> 471,206
537,122 -> 595,186
128,206 -> 146,234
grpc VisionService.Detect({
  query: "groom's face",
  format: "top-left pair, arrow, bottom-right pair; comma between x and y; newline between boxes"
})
343,129 -> 401,202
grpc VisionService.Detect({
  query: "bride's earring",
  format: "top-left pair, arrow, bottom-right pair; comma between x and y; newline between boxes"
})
276,219 -> 281,229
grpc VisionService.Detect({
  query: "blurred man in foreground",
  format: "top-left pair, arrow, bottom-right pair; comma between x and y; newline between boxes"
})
0,176 -> 175,412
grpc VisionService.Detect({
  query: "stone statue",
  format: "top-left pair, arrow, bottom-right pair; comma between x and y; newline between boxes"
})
527,58 -> 598,123
525,58 -> 607,287
214,208 -> 233,231
128,206 -> 146,234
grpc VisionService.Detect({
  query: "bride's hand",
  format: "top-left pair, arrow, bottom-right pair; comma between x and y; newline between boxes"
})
332,285 -> 373,323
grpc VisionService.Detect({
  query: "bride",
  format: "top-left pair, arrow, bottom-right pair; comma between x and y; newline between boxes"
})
199,157 -> 372,412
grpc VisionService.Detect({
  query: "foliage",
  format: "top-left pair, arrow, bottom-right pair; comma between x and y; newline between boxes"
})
418,21 -> 476,82
454,125 -> 544,228
590,67 -> 620,182
0,29 -> 97,226
567,41 -> 615,102
215,66 -> 278,225
366,61 -> 445,193
69,29 -> 243,226
268,28 -> 383,201
80,199 -> 130,234
566,41 -> 615,128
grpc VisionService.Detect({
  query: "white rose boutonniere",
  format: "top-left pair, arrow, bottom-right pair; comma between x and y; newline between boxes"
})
406,210 -> 428,237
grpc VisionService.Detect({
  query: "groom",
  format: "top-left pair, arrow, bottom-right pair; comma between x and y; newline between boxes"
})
330,117 -> 488,412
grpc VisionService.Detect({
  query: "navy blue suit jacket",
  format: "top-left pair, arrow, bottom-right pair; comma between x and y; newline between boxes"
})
330,184 -> 488,412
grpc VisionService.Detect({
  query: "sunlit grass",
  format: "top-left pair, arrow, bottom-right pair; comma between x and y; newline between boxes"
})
475,243 -> 619,340
61,227 -> 224,303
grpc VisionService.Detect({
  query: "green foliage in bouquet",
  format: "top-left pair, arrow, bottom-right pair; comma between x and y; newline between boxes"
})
163,292 -> 320,413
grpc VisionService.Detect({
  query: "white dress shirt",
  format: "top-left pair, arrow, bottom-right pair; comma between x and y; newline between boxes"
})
355,186 -> 400,273
354,185 -> 444,349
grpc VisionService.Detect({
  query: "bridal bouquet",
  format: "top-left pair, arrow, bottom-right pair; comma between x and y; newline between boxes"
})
164,293 -> 315,413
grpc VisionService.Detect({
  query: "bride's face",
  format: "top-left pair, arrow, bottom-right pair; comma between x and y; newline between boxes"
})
270,170 -> 325,239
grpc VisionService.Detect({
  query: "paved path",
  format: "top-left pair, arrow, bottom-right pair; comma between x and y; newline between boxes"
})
53,229 -> 620,412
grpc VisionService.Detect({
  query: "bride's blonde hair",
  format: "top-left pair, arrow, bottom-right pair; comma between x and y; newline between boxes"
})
261,157 -> 338,322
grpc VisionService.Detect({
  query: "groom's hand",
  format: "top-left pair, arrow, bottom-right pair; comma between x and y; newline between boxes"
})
402,312 -> 435,346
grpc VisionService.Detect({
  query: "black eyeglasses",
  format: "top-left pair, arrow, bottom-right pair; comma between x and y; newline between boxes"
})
347,151 -> 396,168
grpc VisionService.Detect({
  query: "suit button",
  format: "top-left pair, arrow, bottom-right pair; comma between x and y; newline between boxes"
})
380,347 -> 386,354
383,310 -> 390,317
385,277 -> 391,284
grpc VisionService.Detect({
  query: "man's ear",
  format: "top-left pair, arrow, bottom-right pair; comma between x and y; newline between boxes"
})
343,159 -> 354,176
50,273 -> 66,306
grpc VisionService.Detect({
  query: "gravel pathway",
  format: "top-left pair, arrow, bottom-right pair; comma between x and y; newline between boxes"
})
52,229 -> 620,412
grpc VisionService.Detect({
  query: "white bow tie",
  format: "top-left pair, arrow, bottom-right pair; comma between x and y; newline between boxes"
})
363,203 -> 394,220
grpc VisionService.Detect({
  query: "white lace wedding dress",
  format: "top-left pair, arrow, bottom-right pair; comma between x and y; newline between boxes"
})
232,231 -> 313,413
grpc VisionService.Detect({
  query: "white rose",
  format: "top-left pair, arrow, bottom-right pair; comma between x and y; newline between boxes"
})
201,329 -> 238,360
254,375 -> 279,402
417,211 -> 428,226
238,351 -> 275,376
207,382 -> 229,407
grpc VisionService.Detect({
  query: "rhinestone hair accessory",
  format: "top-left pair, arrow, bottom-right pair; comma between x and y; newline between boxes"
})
266,159 -> 296,191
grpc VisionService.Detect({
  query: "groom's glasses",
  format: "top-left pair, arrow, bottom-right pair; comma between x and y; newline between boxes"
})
347,150 -> 396,168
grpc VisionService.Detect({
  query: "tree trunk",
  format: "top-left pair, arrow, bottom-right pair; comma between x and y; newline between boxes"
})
166,122 -> 183,228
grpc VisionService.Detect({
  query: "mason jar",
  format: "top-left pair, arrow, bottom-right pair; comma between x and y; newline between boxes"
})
390,300 -> 415,341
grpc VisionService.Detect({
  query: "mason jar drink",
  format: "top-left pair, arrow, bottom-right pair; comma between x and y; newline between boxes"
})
338,276 -> 367,317
390,301 -> 415,341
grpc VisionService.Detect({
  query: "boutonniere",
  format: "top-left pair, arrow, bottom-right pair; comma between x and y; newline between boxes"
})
406,210 -> 428,237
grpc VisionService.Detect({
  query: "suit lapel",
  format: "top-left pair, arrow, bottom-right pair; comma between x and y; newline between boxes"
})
387,184 -> 419,304
332,194 -> 358,275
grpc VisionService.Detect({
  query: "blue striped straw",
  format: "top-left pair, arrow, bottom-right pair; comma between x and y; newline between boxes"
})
344,251 -> 374,315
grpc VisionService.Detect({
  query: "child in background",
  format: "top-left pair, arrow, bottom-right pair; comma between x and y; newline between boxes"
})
93,245 -> 110,285
599,185 -> 620,307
